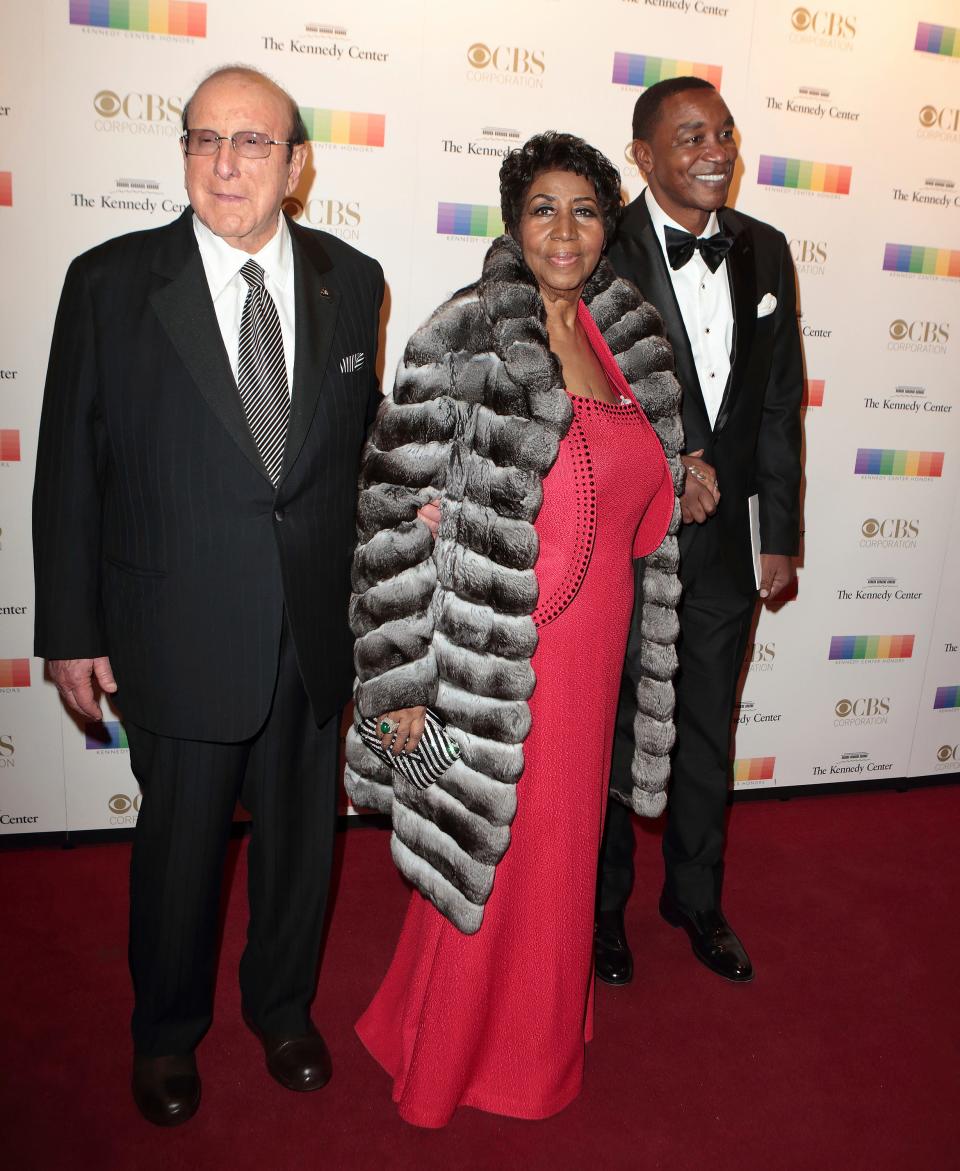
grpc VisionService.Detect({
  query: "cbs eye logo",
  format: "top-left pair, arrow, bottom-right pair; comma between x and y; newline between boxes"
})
918,105 -> 960,131
889,320 -> 908,341
861,519 -> 880,538
466,43 -> 545,74
834,699 -> 852,717
937,745 -> 958,763
791,8 -> 855,36
108,793 -> 142,815
94,90 -> 122,118
467,43 -> 492,68
282,197 -> 304,218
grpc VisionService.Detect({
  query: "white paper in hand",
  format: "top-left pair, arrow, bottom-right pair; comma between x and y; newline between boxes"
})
749,494 -> 762,590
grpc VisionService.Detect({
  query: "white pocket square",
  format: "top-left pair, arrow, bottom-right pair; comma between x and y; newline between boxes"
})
339,351 -> 366,374
757,293 -> 777,318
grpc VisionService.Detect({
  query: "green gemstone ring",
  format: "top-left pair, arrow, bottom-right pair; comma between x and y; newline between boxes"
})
380,720 -> 392,735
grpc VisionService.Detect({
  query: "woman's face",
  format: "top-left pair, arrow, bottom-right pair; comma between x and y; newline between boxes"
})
517,169 -> 605,298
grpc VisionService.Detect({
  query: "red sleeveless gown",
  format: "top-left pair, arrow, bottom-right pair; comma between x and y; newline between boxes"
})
356,302 -> 674,1126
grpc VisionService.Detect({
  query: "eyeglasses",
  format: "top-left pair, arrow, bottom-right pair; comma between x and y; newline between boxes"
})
180,129 -> 292,158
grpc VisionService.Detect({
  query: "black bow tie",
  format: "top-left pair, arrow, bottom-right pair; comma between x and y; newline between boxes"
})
664,225 -> 734,273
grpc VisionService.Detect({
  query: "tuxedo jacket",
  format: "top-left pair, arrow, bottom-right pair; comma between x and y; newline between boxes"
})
607,196 -> 803,595
33,209 -> 384,741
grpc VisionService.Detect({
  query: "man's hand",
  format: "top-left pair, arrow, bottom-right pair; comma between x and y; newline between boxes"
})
48,656 -> 117,721
680,449 -> 720,525
758,554 -> 796,601
417,497 -> 441,539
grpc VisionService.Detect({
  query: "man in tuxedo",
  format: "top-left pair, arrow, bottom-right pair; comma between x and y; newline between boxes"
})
33,66 -> 383,1124
595,78 -> 802,984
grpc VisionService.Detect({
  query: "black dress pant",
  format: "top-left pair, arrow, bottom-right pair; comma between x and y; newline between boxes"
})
126,618 -> 339,1057
598,561 -> 756,918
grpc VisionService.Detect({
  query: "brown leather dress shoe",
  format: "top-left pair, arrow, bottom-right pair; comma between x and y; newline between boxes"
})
245,1016 -> 332,1092
131,1053 -> 200,1127
659,890 -> 754,983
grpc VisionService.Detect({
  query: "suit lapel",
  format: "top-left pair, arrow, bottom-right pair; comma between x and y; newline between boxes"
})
280,223 -> 339,487
614,200 -> 710,432
714,208 -> 757,434
149,212 -> 272,483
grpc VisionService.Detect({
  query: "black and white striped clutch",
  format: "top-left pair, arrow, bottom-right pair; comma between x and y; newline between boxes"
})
357,708 -> 461,789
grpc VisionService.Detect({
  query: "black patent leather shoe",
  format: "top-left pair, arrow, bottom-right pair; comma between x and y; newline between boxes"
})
659,891 -> 754,983
594,910 -> 634,986
244,1014 -> 332,1092
132,1053 -> 200,1127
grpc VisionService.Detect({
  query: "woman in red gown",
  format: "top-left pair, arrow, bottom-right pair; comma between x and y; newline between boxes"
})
346,134 -> 682,1127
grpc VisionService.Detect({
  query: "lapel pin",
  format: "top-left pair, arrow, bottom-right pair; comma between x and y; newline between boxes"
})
318,287 -> 330,298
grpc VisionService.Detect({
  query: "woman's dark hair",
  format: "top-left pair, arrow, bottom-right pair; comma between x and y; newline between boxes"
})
499,131 -> 622,243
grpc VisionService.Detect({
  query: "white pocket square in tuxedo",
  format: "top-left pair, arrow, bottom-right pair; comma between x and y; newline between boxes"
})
757,293 -> 777,318
339,351 -> 366,374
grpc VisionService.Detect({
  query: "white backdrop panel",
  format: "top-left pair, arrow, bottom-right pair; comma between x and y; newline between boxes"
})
0,0 -> 957,830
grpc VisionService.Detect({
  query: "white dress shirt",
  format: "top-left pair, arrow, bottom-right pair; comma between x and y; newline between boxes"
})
644,187 -> 733,428
193,213 -> 296,394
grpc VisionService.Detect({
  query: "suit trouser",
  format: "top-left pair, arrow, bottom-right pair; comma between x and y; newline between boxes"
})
126,617 -> 339,1057
598,568 -> 756,918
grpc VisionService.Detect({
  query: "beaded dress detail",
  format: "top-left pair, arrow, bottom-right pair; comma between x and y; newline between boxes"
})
355,301 -> 675,1127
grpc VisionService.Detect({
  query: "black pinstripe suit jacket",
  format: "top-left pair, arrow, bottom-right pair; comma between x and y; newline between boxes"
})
33,209 -> 384,740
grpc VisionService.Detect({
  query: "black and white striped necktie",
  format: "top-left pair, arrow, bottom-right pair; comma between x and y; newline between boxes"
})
237,259 -> 289,485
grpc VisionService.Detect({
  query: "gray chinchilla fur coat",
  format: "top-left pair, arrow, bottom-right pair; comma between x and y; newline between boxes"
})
344,233 -> 683,933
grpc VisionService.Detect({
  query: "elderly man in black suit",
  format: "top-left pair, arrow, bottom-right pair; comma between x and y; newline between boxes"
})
33,66 -> 383,1125
595,78 -> 802,985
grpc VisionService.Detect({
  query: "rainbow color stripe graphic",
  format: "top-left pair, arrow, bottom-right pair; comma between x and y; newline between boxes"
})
0,430 -> 21,461
829,635 -> 915,662
299,108 -> 385,147
733,757 -> 776,783
883,243 -> 960,278
0,659 -> 30,688
612,53 -> 722,89
437,203 -> 505,237
854,448 -> 943,477
757,155 -> 851,194
69,0 -> 206,37
803,379 -> 825,408
915,22 -> 959,57
85,721 -> 129,750
934,686 -> 960,710
0,173 -> 11,207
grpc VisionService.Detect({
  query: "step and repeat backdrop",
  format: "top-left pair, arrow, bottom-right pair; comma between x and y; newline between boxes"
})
1,0 -> 958,835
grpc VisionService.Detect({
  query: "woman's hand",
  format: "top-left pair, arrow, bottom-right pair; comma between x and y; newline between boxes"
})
417,498 -> 441,538
376,706 -> 428,754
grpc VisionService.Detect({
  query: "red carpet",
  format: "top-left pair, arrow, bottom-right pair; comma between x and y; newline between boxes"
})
2,786 -> 958,1170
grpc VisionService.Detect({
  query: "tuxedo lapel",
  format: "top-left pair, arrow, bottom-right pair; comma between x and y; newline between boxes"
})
613,200 -> 710,432
714,209 -> 757,434
149,212 -> 272,483
280,223 -> 339,486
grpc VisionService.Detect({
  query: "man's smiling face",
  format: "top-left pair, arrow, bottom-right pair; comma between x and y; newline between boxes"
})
633,87 -> 737,234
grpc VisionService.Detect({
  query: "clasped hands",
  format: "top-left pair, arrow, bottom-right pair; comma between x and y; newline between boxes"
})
680,450 -> 794,601
680,448 -> 720,525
